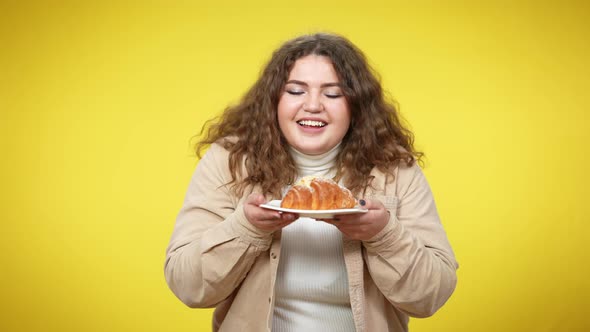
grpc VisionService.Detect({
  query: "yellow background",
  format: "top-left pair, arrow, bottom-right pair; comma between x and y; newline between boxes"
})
1,1 -> 589,331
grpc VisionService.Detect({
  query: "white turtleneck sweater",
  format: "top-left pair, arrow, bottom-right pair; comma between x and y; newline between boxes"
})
272,144 -> 355,332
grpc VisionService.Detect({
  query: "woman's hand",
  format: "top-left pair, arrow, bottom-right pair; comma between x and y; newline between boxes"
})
322,199 -> 390,241
243,193 -> 298,232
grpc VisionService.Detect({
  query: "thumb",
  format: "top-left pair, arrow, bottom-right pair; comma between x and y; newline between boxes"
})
358,198 -> 380,210
246,193 -> 267,206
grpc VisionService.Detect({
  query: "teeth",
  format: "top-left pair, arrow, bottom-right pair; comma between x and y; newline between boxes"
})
298,120 -> 326,127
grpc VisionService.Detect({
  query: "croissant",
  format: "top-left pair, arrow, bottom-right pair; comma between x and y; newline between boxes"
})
281,176 -> 356,210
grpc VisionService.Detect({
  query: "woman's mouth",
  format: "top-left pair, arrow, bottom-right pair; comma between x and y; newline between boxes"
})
297,120 -> 327,128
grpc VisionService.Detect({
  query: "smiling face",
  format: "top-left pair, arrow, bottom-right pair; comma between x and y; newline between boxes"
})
277,55 -> 351,155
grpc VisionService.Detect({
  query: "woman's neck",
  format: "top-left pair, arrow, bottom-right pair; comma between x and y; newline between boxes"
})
289,143 -> 341,178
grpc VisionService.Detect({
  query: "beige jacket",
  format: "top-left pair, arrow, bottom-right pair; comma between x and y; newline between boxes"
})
165,142 -> 458,332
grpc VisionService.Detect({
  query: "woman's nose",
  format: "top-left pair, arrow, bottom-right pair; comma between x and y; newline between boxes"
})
303,93 -> 324,112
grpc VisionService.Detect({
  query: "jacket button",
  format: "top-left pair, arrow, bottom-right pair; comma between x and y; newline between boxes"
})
271,252 -> 277,259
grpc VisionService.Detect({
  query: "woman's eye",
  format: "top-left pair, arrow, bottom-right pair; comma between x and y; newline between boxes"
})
325,93 -> 343,99
286,90 -> 304,96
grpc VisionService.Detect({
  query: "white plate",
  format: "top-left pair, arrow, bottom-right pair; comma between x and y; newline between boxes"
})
260,200 -> 368,219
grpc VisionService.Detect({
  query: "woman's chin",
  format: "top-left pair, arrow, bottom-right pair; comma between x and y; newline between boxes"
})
292,144 -> 335,156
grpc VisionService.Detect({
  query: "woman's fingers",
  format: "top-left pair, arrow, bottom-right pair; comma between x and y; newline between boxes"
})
244,193 -> 297,232
321,198 -> 390,241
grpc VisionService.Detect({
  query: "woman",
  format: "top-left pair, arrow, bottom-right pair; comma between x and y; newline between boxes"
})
165,33 -> 458,332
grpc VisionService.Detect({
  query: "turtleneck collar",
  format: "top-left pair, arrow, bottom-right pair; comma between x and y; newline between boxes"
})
289,143 -> 341,178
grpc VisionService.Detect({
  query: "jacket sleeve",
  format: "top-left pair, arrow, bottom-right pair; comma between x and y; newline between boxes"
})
164,143 -> 273,308
362,163 -> 458,317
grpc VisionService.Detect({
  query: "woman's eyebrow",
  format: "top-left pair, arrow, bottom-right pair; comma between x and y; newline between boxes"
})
286,80 -> 341,88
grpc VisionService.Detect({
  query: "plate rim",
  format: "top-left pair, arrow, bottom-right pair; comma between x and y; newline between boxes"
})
260,199 -> 368,215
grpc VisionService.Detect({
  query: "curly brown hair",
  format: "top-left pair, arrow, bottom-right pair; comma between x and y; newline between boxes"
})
196,33 -> 422,197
